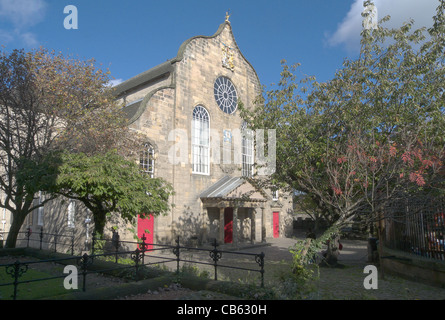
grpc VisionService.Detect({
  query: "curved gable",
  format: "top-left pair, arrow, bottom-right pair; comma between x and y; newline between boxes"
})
172,22 -> 260,86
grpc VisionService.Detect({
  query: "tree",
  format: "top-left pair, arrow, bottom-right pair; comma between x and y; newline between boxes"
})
241,1 -> 445,234
46,151 -> 173,237
0,48 -> 137,248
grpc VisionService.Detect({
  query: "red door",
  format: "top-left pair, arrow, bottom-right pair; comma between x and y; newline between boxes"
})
273,212 -> 280,238
138,213 -> 154,250
224,208 -> 233,243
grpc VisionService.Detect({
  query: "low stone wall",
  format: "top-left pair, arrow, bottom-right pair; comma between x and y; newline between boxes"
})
381,246 -> 445,288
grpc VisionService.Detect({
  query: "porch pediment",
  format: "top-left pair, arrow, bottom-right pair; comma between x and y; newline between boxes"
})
200,176 -> 268,204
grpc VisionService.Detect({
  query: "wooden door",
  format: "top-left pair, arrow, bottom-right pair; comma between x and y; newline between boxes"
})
273,211 -> 280,238
137,213 -> 154,250
224,208 -> 233,243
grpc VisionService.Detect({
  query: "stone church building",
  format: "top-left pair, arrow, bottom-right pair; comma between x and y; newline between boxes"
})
5,18 -> 293,250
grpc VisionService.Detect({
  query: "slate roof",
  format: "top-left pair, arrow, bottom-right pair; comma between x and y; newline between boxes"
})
200,176 -> 245,199
200,176 -> 268,202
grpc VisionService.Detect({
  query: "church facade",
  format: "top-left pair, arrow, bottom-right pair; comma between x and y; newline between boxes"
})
4,19 -> 293,250
112,19 -> 294,246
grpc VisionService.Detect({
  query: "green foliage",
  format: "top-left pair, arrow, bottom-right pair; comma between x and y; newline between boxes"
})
290,226 -> 339,267
179,264 -> 211,279
240,0 -> 445,228
0,47 -> 140,248
47,150 -> 174,236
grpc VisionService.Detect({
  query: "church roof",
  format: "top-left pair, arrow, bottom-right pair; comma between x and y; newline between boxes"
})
113,22 -> 230,98
113,60 -> 174,97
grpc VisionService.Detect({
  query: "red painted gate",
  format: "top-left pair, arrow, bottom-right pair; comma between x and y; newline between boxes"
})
137,213 -> 154,250
273,211 -> 280,238
224,208 -> 233,243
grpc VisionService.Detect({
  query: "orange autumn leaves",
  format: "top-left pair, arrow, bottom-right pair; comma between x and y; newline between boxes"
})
330,138 -> 443,197
25,47 -> 137,157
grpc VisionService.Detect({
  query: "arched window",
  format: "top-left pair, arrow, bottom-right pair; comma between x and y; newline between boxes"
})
140,143 -> 155,178
192,106 -> 210,174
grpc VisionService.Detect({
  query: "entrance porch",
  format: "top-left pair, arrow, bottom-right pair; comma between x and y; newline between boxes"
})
200,176 -> 268,245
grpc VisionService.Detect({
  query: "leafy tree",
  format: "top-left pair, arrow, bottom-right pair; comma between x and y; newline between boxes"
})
241,1 -> 445,234
0,48 -> 137,248
46,151 -> 173,237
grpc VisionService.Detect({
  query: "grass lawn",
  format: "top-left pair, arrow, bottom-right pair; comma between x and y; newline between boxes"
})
0,266 -> 78,300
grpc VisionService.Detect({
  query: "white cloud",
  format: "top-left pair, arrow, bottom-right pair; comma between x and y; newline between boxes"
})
0,0 -> 47,28
325,0 -> 439,53
20,32 -> 39,47
108,79 -> 124,87
0,0 -> 47,48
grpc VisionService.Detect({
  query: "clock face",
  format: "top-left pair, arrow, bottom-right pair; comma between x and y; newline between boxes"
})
214,77 -> 238,114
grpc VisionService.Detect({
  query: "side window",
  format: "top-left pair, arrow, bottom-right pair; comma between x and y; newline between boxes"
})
140,143 -> 155,178
67,200 -> 76,228
36,191 -> 44,226
272,189 -> 279,201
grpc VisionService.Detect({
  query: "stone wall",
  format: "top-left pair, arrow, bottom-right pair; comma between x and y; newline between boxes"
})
381,246 -> 445,288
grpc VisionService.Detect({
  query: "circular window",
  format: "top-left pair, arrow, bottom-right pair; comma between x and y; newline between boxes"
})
214,77 -> 238,114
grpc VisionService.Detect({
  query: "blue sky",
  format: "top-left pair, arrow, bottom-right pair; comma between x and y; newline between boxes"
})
0,0 -> 440,88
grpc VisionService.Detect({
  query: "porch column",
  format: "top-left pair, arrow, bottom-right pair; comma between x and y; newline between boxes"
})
261,207 -> 266,242
253,207 -> 262,243
233,207 -> 239,246
201,207 -> 209,244
219,207 -> 225,244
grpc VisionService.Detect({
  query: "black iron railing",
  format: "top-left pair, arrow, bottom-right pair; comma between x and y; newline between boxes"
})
1,228 -> 76,255
383,198 -> 445,261
0,235 -> 265,300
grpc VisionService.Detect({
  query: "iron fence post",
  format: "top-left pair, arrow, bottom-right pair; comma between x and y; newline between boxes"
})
173,236 -> 180,273
255,252 -> 265,288
71,229 -> 75,256
25,227 -> 31,248
131,248 -> 143,281
6,260 -> 28,300
39,227 -> 43,250
139,234 -> 147,265
209,239 -> 222,281
77,253 -> 93,292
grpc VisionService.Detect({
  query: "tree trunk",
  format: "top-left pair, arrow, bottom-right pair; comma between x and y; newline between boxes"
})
5,212 -> 27,248
92,209 -> 107,238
